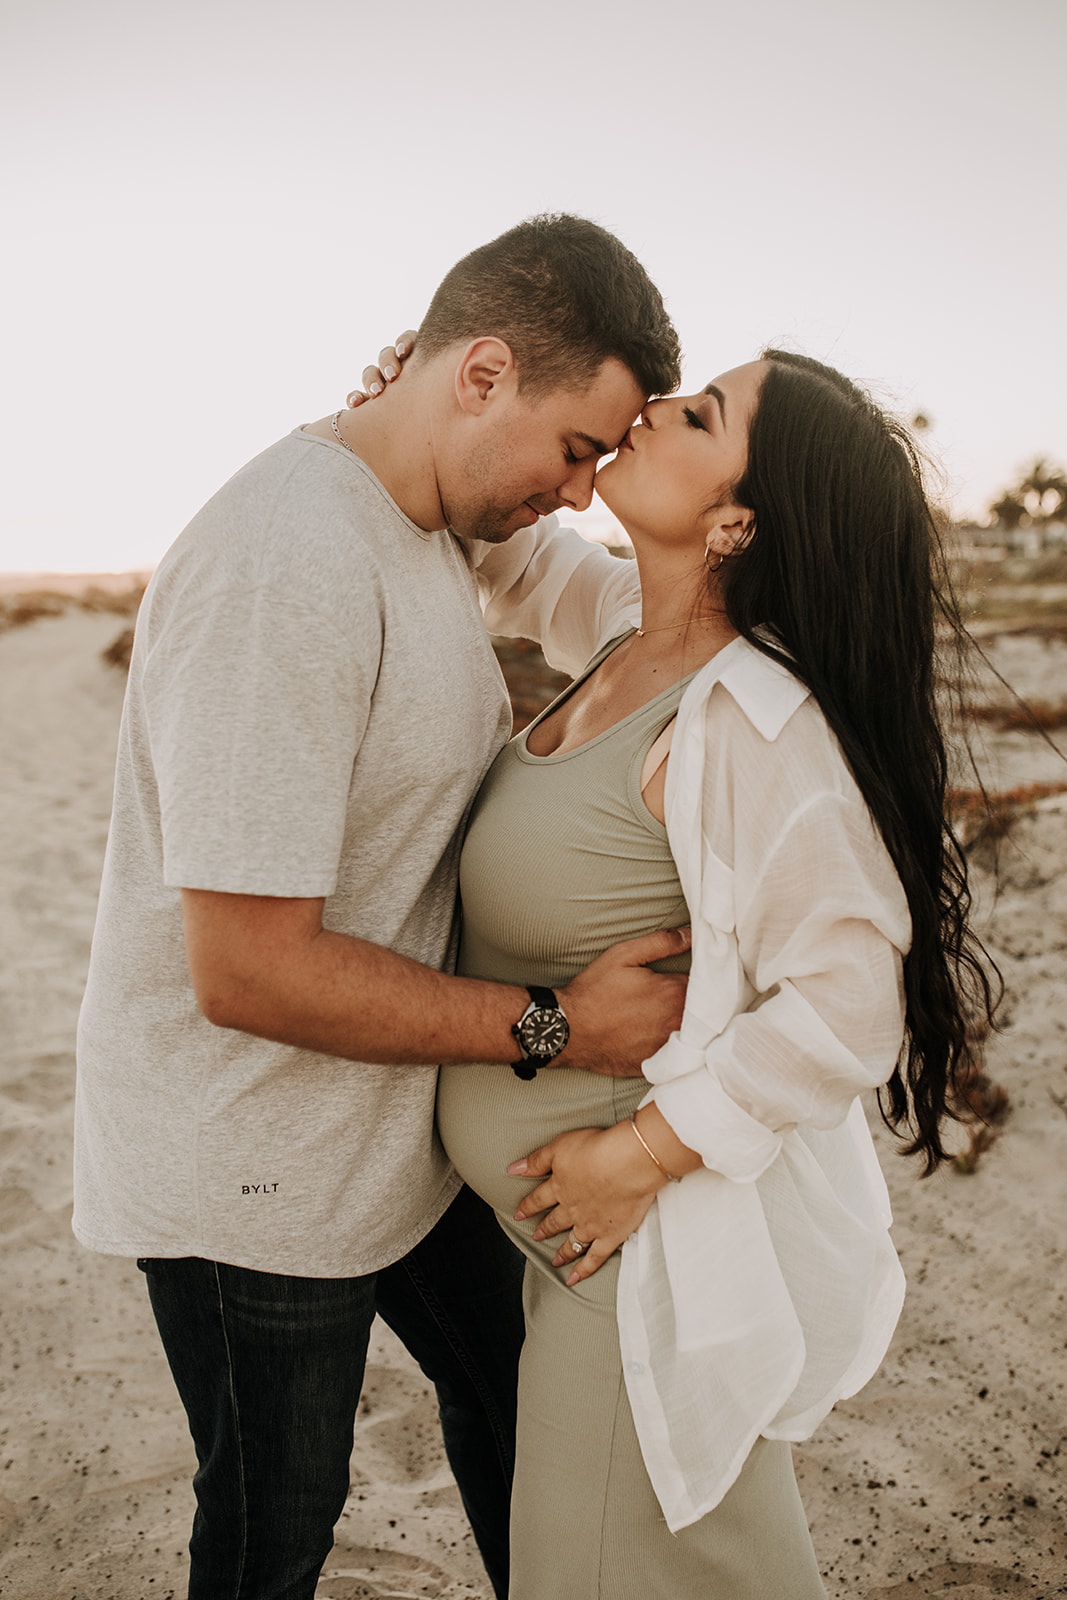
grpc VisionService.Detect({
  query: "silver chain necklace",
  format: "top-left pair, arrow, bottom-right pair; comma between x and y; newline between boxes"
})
331,410 -> 357,455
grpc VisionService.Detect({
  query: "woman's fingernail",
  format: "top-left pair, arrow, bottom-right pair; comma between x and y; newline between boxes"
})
395,341 -> 407,356
369,381 -> 383,396
566,1271 -> 580,1287
507,1159 -> 528,1175
383,365 -> 398,380
532,1228 -> 544,1242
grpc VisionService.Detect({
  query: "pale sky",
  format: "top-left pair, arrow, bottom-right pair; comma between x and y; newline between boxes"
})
2,0 -> 1065,573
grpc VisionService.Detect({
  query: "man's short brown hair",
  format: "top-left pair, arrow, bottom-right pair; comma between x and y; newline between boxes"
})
417,214 -> 681,399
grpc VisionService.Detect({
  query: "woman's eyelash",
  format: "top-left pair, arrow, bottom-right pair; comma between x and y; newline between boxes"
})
683,407 -> 706,431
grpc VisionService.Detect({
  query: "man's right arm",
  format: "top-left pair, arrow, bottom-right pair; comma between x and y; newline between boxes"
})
182,888 -> 689,1077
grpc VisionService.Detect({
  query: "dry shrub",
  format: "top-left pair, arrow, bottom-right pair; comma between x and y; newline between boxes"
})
101,627 -> 136,672
0,581 -> 145,637
943,781 -> 1066,1170
0,592 -> 69,632
952,1071 -> 1012,1174
953,1122 -> 1002,1173
965,699 -> 1067,732
950,1017 -> 1012,1174
948,782 -> 1067,852
75,582 -> 147,617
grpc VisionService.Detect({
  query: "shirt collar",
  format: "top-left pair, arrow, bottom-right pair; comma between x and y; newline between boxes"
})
695,635 -> 810,742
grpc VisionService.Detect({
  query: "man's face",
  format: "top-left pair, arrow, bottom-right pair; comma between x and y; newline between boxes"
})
440,358 -> 647,543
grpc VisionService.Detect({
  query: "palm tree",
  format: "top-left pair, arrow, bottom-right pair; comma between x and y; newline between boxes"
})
988,459 -> 1067,533
989,491 -> 1028,531
1018,458 -> 1067,524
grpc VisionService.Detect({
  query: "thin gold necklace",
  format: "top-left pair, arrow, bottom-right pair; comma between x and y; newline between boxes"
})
634,618 -> 719,637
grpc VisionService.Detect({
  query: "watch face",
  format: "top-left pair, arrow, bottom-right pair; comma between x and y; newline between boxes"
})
520,1006 -> 570,1058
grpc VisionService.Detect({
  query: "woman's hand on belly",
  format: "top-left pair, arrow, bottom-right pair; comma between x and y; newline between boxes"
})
507,1121 -> 671,1286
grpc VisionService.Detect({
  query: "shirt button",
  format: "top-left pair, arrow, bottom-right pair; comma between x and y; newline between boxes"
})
628,1361 -> 644,1375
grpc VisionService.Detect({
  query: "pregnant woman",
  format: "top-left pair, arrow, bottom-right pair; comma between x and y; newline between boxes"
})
430,351 -> 994,1597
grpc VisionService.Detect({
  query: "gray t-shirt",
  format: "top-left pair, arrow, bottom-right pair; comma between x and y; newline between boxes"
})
74,428 -> 514,1276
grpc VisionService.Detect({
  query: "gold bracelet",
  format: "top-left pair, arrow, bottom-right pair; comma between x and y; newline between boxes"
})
629,1113 -> 680,1182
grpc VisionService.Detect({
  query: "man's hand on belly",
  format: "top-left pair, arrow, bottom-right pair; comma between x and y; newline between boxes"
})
554,927 -> 690,1077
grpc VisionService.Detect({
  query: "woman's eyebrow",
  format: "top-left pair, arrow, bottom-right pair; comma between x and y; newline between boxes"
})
703,383 -> 727,423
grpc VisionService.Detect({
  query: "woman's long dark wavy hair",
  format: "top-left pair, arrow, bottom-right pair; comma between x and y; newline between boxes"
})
721,350 -> 998,1173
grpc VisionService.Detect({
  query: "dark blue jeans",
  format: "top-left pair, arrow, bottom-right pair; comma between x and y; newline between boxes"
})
140,1185 -> 524,1600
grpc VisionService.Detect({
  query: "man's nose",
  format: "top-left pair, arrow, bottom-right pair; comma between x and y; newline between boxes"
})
558,456 -> 599,513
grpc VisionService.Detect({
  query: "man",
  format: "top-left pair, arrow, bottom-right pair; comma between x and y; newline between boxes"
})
74,214 -> 685,1599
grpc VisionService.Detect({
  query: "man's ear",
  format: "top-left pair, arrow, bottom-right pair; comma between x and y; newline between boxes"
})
454,338 -> 518,415
703,504 -> 756,559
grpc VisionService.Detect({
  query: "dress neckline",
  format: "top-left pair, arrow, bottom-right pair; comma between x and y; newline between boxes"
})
517,632 -> 701,766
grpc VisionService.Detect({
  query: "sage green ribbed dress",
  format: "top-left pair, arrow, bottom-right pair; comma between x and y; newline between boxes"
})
436,639 -> 827,1600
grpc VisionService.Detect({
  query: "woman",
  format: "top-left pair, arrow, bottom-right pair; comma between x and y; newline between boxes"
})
362,348 -> 994,1596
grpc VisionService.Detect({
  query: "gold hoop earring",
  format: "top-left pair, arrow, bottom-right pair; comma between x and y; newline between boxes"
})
704,547 -> 724,573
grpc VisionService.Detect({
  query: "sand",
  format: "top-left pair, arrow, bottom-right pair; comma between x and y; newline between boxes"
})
0,603 -> 1065,1598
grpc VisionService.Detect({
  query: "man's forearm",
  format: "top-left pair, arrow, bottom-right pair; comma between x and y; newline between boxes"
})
183,890 -> 526,1065
182,888 -> 689,1077
208,924 -> 528,1065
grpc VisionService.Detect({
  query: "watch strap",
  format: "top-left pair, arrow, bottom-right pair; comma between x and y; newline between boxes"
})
526,984 -> 557,1010
510,986 -> 564,1079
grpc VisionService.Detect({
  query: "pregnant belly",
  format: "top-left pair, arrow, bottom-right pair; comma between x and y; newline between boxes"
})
436,1062 -> 648,1220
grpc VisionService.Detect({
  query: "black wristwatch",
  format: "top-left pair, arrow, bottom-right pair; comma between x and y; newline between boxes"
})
510,986 -> 570,1079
